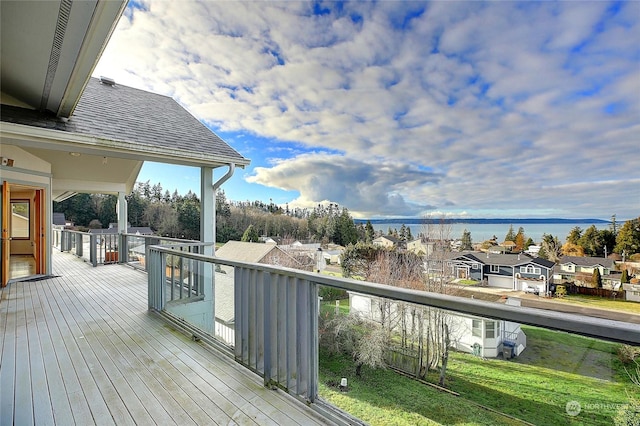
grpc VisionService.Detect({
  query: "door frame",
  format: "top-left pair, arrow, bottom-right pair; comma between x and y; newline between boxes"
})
1,181 -> 48,286
1,181 -> 9,286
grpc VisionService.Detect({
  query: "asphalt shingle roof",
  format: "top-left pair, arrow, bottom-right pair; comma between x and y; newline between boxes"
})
558,255 -> 615,269
1,78 -> 249,167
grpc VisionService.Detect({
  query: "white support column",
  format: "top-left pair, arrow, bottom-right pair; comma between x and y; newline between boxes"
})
117,192 -> 128,263
200,167 -> 214,256
117,192 -> 128,233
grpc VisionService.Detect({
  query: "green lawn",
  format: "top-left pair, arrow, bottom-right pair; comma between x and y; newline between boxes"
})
320,299 -> 350,316
319,326 -> 638,425
551,294 -> 640,314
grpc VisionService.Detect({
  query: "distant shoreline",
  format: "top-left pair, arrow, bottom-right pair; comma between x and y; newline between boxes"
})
354,218 -> 611,225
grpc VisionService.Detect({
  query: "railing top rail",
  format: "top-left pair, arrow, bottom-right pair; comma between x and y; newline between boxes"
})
147,245 -> 640,345
122,233 -> 201,244
62,229 -> 94,235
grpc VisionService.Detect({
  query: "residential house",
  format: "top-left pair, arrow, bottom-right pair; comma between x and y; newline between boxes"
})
349,293 -> 527,358
1,16 -> 249,286
623,283 -> 640,302
216,240 -> 310,268
373,234 -> 401,248
407,238 -> 435,256
448,252 -> 555,293
554,255 -> 622,289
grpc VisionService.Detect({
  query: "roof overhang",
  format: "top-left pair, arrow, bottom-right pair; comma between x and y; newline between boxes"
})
1,0 -> 127,117
1,122 -> 246,201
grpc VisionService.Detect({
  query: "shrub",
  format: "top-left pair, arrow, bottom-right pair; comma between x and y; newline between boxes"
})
319,285 -> 348,301
617,345 -> 640,364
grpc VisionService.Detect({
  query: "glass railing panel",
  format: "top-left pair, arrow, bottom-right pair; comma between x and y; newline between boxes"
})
317,294 -> 640,426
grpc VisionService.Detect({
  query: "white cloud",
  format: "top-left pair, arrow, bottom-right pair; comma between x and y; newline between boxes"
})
95,1 -> 640,219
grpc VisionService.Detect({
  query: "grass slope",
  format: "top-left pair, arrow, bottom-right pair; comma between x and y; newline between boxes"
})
319,327 -> 638,425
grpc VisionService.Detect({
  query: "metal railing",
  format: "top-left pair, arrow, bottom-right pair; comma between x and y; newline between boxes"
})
55,229 -> 119,266
146,245 -> 640,409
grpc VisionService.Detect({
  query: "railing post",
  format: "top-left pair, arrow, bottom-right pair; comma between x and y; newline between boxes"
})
148,247 -> 166,311
90,233 -> 97,267
75,233 -> 82,258
60,230 -> 67,251
119,233 -> 128,264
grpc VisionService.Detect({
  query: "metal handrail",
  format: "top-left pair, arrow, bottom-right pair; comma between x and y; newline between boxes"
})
148,245 -> 640,345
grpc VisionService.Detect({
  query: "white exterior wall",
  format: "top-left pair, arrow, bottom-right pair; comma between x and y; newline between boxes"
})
623,284 -> 640,302
349,292 -> 526,358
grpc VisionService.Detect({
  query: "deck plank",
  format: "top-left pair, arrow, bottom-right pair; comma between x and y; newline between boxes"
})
24,280 -> 55,425
30,278 -> 75,425
0,252 -> 333,426
0,283 -> 17,426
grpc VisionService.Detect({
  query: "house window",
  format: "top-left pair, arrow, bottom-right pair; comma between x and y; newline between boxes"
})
11,200 -> 30,239
485,321 -> 496,339
472,263 -> 479,269
520,265 -> 541,275
472,319 -> 482,338
490,265 -> 500,273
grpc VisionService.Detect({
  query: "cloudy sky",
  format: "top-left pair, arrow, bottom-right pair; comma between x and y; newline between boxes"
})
94,1 -> 639,220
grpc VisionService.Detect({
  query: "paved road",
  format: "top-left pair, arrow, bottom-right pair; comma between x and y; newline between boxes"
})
518,296 -> 640,324
459,285 -> 640,324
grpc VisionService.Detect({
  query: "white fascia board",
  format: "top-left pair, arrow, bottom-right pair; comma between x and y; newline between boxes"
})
1,122 -> 249,168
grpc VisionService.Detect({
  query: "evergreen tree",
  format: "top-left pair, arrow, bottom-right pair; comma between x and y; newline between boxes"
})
579,225 -> 602,256
460,229 -> 472,251
365,220 -> 375,243
621,269 -> 629,284
241,224 -> 260,242
406,227 -> 413,241
592,268 -> 602,288
615,217 -> 640,256
399,224 -> 407,241
514,227 -> 526,251
525,237 -> 535,249
504,225 -> 516,242
333,208 -> 358,246
567,226 -> 582,244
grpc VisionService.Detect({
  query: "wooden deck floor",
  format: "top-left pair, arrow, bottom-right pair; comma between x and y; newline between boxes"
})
0,252 -> 332,425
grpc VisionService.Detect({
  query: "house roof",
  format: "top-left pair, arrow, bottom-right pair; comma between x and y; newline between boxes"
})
516,257 -> 555,269
1,1 -> 127,117
374,235 -> 400,243
451,251 -> 537,266
52,212 -> 66,226
215,241 -> 287,264
559,255 -> 615,269
2,78 -> 249,168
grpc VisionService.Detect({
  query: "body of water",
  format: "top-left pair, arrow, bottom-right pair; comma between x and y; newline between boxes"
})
371,222 -> 611,244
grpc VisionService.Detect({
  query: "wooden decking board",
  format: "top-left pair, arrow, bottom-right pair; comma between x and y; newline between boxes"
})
37,277 -> 94,425
43,277 -> 117,426
80,271 -> 241,424
25,280 -> 55,426
0,280 -> 17,426
64,271 -> 222,425
57,273 -> 180,426
15,283 -> 33,426
0,252 -> 332,425
30,279 -> 75,425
